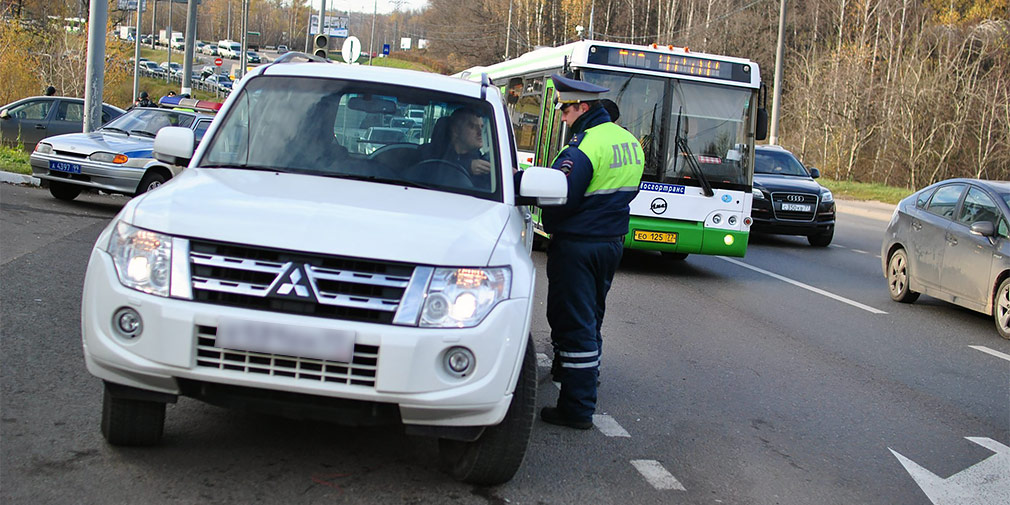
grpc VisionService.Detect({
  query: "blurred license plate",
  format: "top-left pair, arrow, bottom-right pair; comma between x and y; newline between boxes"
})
49,160 -> 81,174
217,319 -> 355,362
634,230 -> 677,244
781,203 -> 812,212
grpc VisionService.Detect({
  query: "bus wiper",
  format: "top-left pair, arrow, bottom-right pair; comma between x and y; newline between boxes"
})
673,107 -> 715,197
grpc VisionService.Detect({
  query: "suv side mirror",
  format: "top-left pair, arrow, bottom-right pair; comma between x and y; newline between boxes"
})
755,108 -> 768,141
808,167 -> 820,179
518,167 -> 567,206
970,221 -> 996,237
153,127 -> 196,166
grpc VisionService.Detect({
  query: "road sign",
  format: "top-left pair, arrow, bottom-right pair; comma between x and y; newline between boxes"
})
382,44 -> 390,55
214,58 -> 223,66
341,36 -> 361,64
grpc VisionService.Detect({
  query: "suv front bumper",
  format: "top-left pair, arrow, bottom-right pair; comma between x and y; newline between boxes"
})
82,248 -> 533,427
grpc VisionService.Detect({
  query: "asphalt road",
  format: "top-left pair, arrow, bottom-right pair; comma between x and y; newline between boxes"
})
2,182 -> 1008,504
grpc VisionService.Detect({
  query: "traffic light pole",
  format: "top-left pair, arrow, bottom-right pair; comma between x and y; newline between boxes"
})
182,0 -> 198,95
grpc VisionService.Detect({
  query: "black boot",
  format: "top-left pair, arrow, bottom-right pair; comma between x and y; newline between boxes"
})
540,407 -> 593,430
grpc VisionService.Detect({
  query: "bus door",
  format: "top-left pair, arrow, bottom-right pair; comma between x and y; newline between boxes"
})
536,77 -> 555,166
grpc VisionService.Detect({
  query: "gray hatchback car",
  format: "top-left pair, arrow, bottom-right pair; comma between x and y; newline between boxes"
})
882,178 -> 1010,339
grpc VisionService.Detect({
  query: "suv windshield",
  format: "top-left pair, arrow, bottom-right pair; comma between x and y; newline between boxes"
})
755,149 -> 809,176
200,75 -> 502,200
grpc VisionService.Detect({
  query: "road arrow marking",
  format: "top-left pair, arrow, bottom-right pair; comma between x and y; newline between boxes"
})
889,437 -> 1010,505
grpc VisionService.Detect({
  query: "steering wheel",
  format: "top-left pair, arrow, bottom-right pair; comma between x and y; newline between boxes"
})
408,158 -> 473,181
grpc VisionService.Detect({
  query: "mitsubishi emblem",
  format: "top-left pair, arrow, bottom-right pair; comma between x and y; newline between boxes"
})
269,263 -> 315,301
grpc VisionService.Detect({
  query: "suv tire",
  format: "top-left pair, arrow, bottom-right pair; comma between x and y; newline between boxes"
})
807,226 -> 833,247
439,335 -> 536,485
49,180 -> 82,201
101,384 -> 166,446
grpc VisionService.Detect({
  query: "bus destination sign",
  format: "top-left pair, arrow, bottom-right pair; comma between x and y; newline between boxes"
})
587,46 -> 751,83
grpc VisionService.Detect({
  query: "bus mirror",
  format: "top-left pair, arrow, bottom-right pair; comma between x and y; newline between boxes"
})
756,108 -> 769,141
519,166 -> 567,206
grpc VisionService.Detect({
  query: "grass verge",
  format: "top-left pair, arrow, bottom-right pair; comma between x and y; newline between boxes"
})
819,179 -> 913,205
0,145 -> 31,175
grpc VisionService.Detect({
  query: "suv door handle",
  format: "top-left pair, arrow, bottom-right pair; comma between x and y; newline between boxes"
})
35,124 -> 46,129
911,219 -> 922,231
946,234 -> 957,246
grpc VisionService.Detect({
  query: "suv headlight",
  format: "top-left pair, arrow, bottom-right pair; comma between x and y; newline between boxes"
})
752,187 -> 766,200
106,221 -> 173,297
821,189 -> 834,202
420,267 -> 511,328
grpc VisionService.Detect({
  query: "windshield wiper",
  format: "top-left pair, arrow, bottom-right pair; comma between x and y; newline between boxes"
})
673,107 -> 715,197
101,127 -> 129,135
129,129 -> 157,138
323,172 -> 434,190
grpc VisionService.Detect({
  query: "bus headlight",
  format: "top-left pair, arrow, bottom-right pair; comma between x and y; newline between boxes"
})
420,267 -> 511,328
106,221 -> 173,297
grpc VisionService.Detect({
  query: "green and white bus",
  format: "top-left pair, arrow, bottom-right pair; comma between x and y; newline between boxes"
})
457,40 -> 767,259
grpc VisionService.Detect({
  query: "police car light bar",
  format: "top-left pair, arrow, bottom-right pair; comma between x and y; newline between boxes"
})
157,96 -> 224,113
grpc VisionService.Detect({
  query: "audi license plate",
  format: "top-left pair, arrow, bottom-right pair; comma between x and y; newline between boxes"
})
634,230 -> 677,244
49,160 -> 81,174
781,203 -> 812,212
217,318 -> 355,362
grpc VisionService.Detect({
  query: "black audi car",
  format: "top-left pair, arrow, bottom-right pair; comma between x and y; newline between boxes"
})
750,145 -> 836,246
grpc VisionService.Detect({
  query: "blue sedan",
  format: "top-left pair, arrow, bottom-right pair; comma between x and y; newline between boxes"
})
29,107 -> 214,200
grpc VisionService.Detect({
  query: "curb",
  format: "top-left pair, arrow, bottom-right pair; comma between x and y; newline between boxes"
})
0,171 -> 40,187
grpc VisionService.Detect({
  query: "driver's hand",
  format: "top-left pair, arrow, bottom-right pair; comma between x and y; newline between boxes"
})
471,159 -> 491,175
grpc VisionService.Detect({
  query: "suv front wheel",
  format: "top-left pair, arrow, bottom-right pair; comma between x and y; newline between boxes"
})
439,335 -> 537,485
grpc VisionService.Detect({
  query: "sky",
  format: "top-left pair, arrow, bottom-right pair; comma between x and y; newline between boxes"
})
307,0 -> 429,15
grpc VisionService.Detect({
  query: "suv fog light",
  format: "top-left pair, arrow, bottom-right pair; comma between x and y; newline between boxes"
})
112,307 -> 143,339
444,346 -> 475,377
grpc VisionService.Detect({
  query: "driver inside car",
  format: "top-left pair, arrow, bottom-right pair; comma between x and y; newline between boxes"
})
419,107 -> 491,189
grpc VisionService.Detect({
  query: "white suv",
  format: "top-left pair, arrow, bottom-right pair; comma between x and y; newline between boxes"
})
81,54 -> 567,485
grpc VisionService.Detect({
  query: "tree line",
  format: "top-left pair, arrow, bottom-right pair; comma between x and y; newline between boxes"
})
4,0 -> 1007,188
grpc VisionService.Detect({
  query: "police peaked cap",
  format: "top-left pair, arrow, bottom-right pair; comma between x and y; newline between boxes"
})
552,74 -> 609,108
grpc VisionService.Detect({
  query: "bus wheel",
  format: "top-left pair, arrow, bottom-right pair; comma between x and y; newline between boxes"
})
661,252 -> 688,261
439,334 -> 536,485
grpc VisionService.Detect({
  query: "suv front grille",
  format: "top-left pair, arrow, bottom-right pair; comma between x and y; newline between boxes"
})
195,325 -> 378,387
187,240 -> 416,325
771,192 -> 818,221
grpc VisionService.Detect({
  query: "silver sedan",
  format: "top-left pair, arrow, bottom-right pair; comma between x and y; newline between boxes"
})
882,178 -> 1010,339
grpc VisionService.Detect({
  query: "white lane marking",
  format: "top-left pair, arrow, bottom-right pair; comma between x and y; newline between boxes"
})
852,249 -> 869,255
593,414 -> 631,437
969,345 -> 1010,363
890,437 -> 1010,505
536,352 -> 552,368
630,460 -> 686,491
718,256 -> 887,314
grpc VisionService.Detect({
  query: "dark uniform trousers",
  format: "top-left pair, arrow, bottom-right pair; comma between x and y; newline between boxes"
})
546,235 -> 624,421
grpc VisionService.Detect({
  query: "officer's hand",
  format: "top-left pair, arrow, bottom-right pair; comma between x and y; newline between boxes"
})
471,159 -> 491,175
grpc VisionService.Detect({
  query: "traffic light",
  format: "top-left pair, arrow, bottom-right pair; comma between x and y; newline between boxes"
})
313,34 -> 329,58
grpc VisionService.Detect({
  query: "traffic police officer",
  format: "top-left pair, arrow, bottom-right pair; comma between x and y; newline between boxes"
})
539,74 -> 644,429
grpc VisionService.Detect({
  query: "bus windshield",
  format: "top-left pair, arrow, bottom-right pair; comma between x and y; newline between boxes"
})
666,81 -> 752,188
581,70 -> 753,190
581,70 -> 665,176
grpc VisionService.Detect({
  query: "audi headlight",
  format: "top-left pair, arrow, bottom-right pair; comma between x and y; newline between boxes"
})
752,187 -> 766,200
821,189 -> 834,202
107,221 -> 173,297
420,267 -> 511,328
